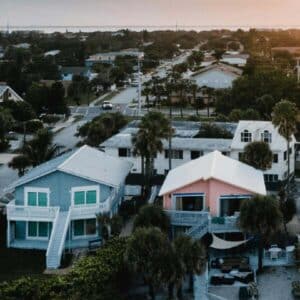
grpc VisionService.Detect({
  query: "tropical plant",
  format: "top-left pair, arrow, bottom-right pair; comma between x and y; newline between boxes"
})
133,204 -> 170,233
125,227 -> 174,300
242,141 -> 273,170
132,112 -> 172,192
272,100 -> 298,194
9,128 -> 62,175
239,195 -> 283,272
173,235 -> 206,295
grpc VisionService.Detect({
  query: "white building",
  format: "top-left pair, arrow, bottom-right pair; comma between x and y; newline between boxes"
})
100,120 -> 296,191
0,85 -> 24,103
231,121 -> 296,189
191,63 -> 242,89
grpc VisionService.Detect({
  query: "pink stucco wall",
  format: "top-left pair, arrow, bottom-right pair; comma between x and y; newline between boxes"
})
163,178 -> 256,216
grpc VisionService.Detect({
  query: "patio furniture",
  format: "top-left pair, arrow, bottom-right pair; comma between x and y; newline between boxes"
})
88,238 -> 102,251
269,247 -> 282,260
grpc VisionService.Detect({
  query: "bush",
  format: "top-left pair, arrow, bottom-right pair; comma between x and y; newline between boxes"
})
195,123 -> 233,139
40,114 -> 61,124
0,139 -> 10,152
26,119 -> 44,133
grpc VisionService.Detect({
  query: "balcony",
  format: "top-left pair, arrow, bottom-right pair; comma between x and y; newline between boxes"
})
70,202 -> 109,220
165,210 -> 209,226
210,216 -> 240,233
7,201 -> 59,221
165,210 -> 240,233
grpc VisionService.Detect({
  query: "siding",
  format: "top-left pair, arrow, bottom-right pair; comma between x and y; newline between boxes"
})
15,170 -> 112,211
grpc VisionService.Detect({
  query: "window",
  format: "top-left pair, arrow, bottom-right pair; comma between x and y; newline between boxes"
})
261,130 -> 272,143
264,174 -> 279,182
25,188 -> 49,207
165,149 -> 183,159
191,150 -> 203,160
27,221 -> 52,239
175,194 -> 204,211
284,151 -> 287,161
72,186 -> 99,206
273,154 -> 278,163
241,130 -> 252,142
118,148 -> 131,157
73,219 -> 97,237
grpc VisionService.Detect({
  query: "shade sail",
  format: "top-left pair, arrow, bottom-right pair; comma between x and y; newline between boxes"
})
210,234 -> 249,250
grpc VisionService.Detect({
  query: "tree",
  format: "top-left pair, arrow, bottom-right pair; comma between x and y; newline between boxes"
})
272,100 -> 298,193
9,128 -> 62,175
239,195 -> 282,272
0,108 -> 14,152
76,112 -> 128,147
125,227 -> 175,300
173,235 -> 206,296
48,81 -> 68,114
132,112 -> 172,192
213,49 -> 225,61
195,123 -> 233,139
133,205 -> 170,233
242,141 -> 273,170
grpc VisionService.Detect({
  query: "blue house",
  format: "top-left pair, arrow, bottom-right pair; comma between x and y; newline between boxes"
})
6,145 -> 133,269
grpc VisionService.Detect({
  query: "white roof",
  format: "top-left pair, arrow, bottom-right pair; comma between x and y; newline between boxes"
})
231,120 -> 296,151
0,85 -> 24,102
159,150 -> 266,196
58,145 -> 133,187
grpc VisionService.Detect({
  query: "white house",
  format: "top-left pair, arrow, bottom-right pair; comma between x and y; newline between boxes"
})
231,121 -> 296,189
100,120 -> 295,191
191,63 -> 242,89
0,85 -> 24,103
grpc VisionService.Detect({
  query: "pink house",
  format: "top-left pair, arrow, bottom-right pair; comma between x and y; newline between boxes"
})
159,151 -> 266,217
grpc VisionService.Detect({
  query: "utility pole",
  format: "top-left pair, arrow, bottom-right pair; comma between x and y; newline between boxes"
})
137,56 -> 142,116
297,57 -> 300,83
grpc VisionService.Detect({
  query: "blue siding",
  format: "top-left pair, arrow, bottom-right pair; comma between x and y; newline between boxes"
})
15,170 -> 112,211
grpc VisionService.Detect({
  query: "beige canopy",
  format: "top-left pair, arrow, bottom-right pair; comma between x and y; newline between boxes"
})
210,234 -> 249,250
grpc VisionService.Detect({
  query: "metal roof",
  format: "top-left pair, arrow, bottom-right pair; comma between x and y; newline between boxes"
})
8,145 -> 133,190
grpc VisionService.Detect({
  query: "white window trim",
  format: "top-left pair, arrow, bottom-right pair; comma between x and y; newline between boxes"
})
72,219 -> 98,240
26,221 -> 51,241
71,185 -> 100,206
217,195 -> 252,217
24,187 -> 50,207
172,193 -> 206,211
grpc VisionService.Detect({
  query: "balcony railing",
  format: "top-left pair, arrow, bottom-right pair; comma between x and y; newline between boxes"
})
7,201 -> 59,221
165,210 -> 209,226
209,216 -> 239,232
70,201 -> 109,219
165,210 -> 240,232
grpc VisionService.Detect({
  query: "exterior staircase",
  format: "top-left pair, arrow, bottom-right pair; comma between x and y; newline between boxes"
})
185,219 -> 209,239
46,210 -> 70,269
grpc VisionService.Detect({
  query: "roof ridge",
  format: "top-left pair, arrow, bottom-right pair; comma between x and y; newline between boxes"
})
58,146 -> 86,170
210,150 -> 219,178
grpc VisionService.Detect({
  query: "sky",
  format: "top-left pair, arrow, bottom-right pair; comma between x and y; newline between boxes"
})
1,0 -> 300,28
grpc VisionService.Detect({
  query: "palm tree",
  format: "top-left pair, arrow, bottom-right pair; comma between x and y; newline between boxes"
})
125,227 -> 175,300
132,112 -> 172,193
173,235 -> 206,296
9,128 -> 62,175
242,141 -> 273,170
239,195 -> 283,272
142,81 -> 152,110
272,100 -> 298,194
133,204 -> 170,233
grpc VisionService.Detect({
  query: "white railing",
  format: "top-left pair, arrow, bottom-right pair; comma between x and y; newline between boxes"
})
7,201 -> 59,221
70,203 -> 108,219
209,216 -> 239,232
165,210 -> 209,226
57,210 -> 72,259
46,207 -> 61,258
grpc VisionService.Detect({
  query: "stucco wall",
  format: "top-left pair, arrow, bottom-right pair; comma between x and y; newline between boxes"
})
163,178 -> 256,216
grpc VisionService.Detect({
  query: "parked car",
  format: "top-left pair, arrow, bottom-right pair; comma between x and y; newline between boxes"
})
102,101 -> 113,110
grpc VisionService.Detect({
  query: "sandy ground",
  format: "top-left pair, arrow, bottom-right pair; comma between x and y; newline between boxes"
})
258,267 -> 300,300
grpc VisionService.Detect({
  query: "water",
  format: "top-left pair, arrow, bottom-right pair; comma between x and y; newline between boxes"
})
2,24 -> 300,34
